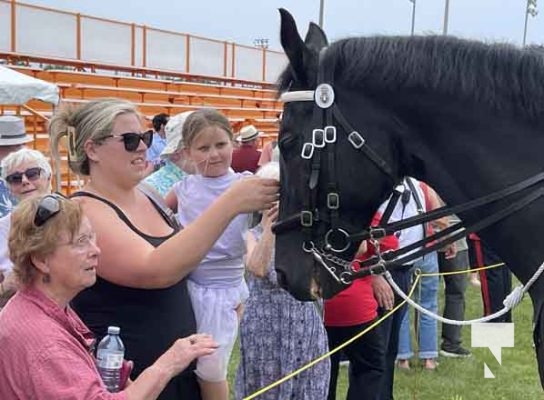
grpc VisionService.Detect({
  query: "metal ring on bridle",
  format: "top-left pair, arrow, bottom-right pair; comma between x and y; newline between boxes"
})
340,271 -> 353,285
324,228 -> 351,253
302,241 -> 315,253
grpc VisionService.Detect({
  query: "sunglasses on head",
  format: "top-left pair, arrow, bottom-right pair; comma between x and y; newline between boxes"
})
5,167 -> 43,185
34,193 -> 67,227
103,131 -> 153,152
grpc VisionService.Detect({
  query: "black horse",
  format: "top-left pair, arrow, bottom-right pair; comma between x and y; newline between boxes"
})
274,9 -> 544,387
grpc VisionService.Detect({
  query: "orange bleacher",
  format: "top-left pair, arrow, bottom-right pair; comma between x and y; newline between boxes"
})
1,62 -> 282,193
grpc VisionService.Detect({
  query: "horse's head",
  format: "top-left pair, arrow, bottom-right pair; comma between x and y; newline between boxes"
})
274,9 -> 405,300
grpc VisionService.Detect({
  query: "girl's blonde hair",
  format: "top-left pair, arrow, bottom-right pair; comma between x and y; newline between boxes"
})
181,108 -> 233,148
49,98 -> 138,180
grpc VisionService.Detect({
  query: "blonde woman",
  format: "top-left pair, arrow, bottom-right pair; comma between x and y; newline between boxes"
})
49,99 -> 278,400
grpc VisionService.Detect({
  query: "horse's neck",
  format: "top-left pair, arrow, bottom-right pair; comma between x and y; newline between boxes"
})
398,95 -> 541,203
395,93 -> 544,283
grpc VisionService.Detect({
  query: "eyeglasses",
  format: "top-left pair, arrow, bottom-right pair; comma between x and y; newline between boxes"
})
103,131 -> 153,152
34,193 -> 66,227
5,167 -> 43,185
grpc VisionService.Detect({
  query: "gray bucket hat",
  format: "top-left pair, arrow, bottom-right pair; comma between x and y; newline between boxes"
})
0,116 -> 33,146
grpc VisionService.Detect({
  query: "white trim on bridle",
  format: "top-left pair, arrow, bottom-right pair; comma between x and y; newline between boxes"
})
280,90 -> 314,103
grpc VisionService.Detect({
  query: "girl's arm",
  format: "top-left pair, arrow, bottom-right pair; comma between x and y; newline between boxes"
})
83,178 -> 279,289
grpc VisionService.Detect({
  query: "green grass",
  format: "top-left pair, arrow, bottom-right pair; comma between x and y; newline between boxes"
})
229,281 -> 542,399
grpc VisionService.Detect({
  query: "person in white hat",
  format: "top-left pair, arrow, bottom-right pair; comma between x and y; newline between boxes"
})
231,125 -> 261,173
143,111 -> 195,196
0,116 -> 33,218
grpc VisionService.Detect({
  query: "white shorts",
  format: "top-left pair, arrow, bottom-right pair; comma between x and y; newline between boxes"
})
187,279 -> 249,382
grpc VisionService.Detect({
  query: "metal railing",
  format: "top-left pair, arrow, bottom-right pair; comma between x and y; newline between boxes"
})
0,0 -> 287,84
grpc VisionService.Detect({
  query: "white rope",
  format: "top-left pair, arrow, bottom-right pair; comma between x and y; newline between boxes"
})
384,260 -> 544,325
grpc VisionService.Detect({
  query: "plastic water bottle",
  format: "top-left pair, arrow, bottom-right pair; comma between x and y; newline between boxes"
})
96,326 -> 125,392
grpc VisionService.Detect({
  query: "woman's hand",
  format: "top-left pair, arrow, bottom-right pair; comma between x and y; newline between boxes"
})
261,203 -> 279,233
155,334 -> 218,378
372,275 -> 394,310
225,177 -> 279,214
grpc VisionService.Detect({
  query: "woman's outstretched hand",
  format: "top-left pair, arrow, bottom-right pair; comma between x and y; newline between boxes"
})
226,177 -> 280,214
155,334 -> 218,378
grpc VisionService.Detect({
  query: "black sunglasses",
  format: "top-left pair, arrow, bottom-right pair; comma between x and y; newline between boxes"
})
34,193 -> 67,227
103,131 -> 153,152
5,167 -> 43,185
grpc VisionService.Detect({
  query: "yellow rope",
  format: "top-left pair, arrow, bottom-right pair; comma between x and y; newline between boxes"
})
420,261 -> 505,277
242,274 -> 422,400
243,261 -> 505,399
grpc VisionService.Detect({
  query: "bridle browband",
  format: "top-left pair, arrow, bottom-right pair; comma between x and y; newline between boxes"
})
273,46 -> 544,286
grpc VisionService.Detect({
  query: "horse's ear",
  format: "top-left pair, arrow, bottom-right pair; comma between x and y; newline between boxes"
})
304,22 -> 328,53
279,8 -> 308,83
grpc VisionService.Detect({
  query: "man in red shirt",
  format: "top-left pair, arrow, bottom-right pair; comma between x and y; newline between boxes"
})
324,213 -> 398,400
231,125 -> 262,173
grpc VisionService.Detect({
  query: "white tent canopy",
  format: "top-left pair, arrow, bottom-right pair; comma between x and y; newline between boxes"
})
0,65 -> 59,105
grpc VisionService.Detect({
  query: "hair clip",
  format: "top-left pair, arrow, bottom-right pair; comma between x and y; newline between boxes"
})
67,126 -> 79,162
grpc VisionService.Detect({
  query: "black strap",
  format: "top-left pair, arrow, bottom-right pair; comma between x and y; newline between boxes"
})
405,177 -> 427,242
71,188 -> 179,236
352,184 -> 544,279
405,178 -> 424,214
137,183 -> 181,230
349,171 -> 544,243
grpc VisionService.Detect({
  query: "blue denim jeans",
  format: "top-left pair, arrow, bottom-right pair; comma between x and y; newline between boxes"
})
396,251 -> 439,360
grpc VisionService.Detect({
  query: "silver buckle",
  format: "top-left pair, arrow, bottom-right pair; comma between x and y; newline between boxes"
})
348,131 -> 365,149
300,211 -> 313,227
312,129 -> 325,148
327,192 -> 340,209
301,142 -> 314,159
324,126 -> 336,143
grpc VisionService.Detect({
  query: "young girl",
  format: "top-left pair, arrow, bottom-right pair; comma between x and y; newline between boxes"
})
165,109 -> 252,400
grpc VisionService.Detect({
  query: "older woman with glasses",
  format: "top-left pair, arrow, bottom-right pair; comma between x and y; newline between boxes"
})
48,98 -> 279,400
0,148 -> 52,303
0,194 -> 218,399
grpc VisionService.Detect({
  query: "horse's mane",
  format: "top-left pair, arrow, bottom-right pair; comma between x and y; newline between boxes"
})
279,35 -> 544,122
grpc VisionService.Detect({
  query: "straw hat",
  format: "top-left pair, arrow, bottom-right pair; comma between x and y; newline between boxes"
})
160,111 -> 194,159
237,125 -> 261,142
0,116 -> 33,146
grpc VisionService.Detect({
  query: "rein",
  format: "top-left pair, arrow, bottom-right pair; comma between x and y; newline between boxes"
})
274,46 -> 544,286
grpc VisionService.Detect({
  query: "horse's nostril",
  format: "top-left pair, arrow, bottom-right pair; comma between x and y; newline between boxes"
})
275,269 -> 288,290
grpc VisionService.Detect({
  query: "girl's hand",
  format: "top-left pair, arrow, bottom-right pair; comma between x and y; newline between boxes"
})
226,177 -> 279,214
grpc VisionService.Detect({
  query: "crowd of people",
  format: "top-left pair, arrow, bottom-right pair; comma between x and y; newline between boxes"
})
0,104 -> 510,399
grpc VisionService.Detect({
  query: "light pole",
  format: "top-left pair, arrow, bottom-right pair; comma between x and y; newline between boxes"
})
319,0 -> 325,28
408,0 -> 417,35
253,38 -> 269,49
443,0 -> 450,35
523,0 -> 538,46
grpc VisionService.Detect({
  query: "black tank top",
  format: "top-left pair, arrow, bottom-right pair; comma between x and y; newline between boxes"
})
70,191 -> 201,400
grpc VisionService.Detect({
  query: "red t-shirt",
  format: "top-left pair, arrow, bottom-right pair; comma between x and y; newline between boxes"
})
324,214 -> 399,327
231,144 -> 261,173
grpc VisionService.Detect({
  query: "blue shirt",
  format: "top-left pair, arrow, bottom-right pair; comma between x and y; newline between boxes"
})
143,160 -> 185,197
146,133 -> 167,164
0,179 -> 15,218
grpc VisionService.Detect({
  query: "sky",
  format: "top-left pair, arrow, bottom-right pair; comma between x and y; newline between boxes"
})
20,0 -> 544,51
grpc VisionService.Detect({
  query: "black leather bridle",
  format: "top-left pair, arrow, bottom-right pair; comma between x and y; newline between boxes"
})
273,46 -> 544,286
